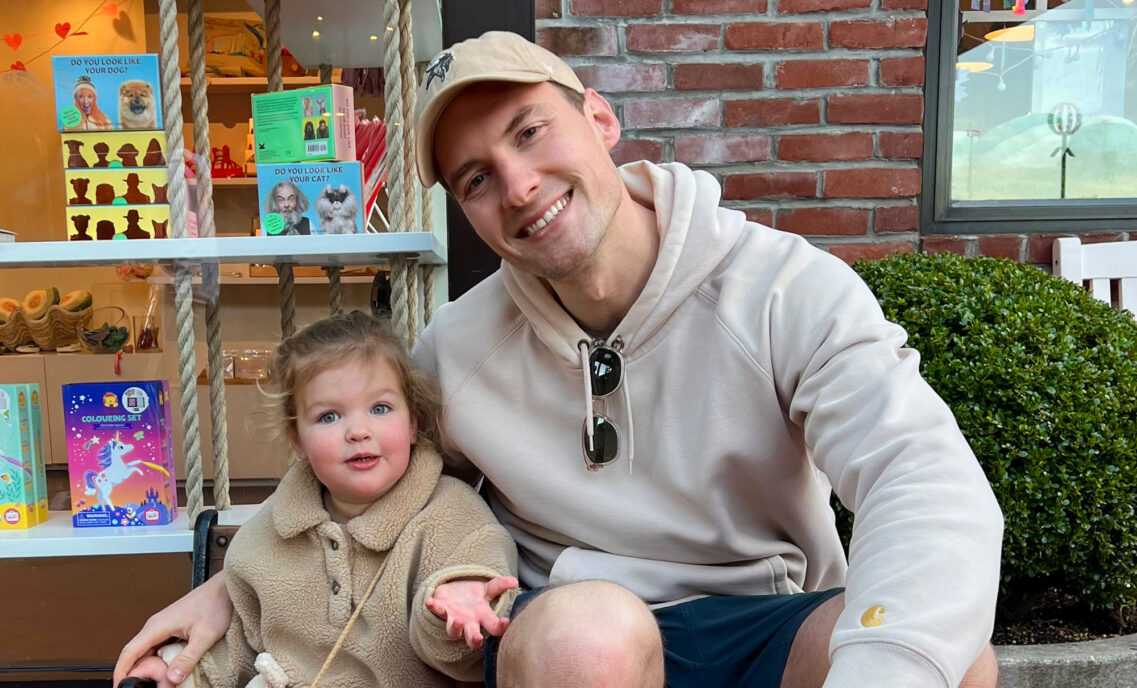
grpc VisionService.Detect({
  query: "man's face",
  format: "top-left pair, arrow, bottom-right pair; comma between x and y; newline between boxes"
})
432,82 -> 624,282
275,188 -> 298,213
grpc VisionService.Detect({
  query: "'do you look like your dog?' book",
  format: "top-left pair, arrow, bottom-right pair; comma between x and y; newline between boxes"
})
52,54 -> 163,132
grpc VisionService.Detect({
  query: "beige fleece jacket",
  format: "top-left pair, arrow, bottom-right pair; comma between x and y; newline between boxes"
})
197,444 -> 518,687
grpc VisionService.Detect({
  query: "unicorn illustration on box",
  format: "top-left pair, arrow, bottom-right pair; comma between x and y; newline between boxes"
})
83,433 -> 142,510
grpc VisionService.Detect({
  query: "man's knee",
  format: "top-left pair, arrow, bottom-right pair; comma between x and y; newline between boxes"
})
497,580 -> 664,688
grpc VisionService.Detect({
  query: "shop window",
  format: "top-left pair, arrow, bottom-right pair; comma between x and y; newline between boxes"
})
922,0 -> 1137,234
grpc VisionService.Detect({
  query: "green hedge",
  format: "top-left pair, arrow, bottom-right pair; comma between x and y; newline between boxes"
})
848,252 -> 1137,614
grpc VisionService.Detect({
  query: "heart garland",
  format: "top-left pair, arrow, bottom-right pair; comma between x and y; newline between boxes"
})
3,33 -> 21,52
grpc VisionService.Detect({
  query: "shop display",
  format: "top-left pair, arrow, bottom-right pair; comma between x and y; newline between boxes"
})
68,204 -> 170,241
64,380 -> 177,527
251,84 -> 356,164
26,386 -> 47,524
0,289 -> 93,351
0,384 -> 46,529
256,162 -> 364,236
52,54 -> 164,132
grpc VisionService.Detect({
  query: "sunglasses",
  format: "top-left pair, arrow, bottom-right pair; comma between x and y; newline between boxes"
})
579,338 -> 624,471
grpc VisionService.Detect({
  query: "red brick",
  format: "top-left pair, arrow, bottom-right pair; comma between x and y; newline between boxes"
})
724,172 -> 818,199
875,204 -> 920,232
879,131 -> 924,159
623,98 -> 721,128
828,94 -> 924,125
675,0 -> 766,13
776,207 -> 869,235
776,59 -> 868,89
779,0 -> 871,14
922,236 -> 969,255
828,241 -> 915,264
882,0 -> 927,9
675,63 -> 764,91
823,167 -> 921,198
536,0 -> 562,19
725,22 -> 824,51
575,64 -> 667,92
570,0 -> 662,16
744,208 -> 775,226
977,235 -> 1023,261
778,133 -> 872,162
726,98 -> 821,126
1026,234 -> 1063,264
675,134 -> 771,164
537,26 -> 618,56
609,139 -> 664,165
626,24 -> 720,52
880,56 -> 926,87
829,19 -> 927,49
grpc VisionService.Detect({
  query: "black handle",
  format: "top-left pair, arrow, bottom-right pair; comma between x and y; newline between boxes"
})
118,679 -> 158,688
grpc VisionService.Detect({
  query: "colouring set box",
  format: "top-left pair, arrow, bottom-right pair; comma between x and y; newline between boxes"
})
65,168 -> 169,207
53,54 -> 163,132
61,131 -> 168,169
68,204 -> 170,241
256,162 -> 364,236
0,384 -> 47,530
64,381 -> 177,527
251,84 -> 355,164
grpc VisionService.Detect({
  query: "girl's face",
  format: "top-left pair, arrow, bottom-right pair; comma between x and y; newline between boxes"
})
292,356 -> 416,520
76,90 -> 95,113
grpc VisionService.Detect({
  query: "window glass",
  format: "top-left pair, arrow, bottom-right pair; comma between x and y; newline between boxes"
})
953,0 -> 1137,201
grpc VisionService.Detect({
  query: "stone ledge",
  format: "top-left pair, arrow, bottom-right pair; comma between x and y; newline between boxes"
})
996,633 -> 1137,688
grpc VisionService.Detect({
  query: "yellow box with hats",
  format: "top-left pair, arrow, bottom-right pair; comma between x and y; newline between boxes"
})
60,130 -> 168,170
64,168 -> 169,207
66,204 -> 170,241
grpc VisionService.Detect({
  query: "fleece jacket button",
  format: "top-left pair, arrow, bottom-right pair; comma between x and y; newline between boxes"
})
332,581 -> 340,595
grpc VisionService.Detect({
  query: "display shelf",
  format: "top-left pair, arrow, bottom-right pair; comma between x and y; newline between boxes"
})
0,233 -> 446,269
147,274 -> 375,285
207,177 -> 258,187
0,503 -> 262,558
178,75 -> 320,94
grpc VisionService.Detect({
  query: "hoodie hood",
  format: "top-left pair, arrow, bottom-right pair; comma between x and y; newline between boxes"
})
501,161 -> 748,362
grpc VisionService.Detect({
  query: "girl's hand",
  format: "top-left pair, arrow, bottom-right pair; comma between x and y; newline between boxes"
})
425,576 -> 519,649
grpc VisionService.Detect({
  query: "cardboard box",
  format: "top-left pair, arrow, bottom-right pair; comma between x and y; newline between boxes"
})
251,84 -> 355,163
0,384 -> 44,529
67,204 -> 170,241
25,385 -> 48,524
61,131 -> 168,170
53,54 -> 163,132
63,380 -> 177,527
65,168 -> 169,207
256,162 -> 364,236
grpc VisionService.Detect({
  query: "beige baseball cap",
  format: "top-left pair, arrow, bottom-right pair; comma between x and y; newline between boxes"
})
414,31 -> 584,188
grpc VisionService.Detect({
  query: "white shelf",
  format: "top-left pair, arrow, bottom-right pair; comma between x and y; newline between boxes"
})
0,233 -> 446,269
0,504 -> 263,558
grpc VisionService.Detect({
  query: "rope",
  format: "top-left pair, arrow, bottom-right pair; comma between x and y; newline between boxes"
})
398,0 -> 419,245
188,0 -> 230,510
310,555 -> 390,687
265,0 -> 282,93
318,62 -> 343,316
422,263 -> 434,325
383,0 -> 408,342
263,0 -> 295,338
158,0 -> 203,525
406,257 -> 419,343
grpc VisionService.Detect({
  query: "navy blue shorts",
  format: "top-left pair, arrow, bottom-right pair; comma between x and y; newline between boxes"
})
483,587 -> 843,687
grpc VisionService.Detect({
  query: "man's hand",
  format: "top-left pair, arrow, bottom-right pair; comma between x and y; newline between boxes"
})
425,576 -> 519,649
113,573 -> 233,686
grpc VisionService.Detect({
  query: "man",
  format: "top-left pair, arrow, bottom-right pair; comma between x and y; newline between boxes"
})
263,180 -> 311,235
116,31 -> 1003,688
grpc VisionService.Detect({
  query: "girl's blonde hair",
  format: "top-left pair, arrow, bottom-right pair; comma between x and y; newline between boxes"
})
263,310 -> 441,450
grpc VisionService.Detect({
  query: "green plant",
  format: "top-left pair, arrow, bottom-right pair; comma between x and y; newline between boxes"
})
847,252 -> 1137,617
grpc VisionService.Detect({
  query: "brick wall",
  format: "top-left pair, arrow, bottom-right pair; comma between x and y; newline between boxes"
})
534,0 -> 1108,266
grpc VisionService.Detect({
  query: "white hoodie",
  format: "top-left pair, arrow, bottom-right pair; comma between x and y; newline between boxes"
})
413,161 -> 1003,688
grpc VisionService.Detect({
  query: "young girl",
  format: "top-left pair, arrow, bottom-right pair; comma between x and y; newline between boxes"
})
125,310 -> 518,687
